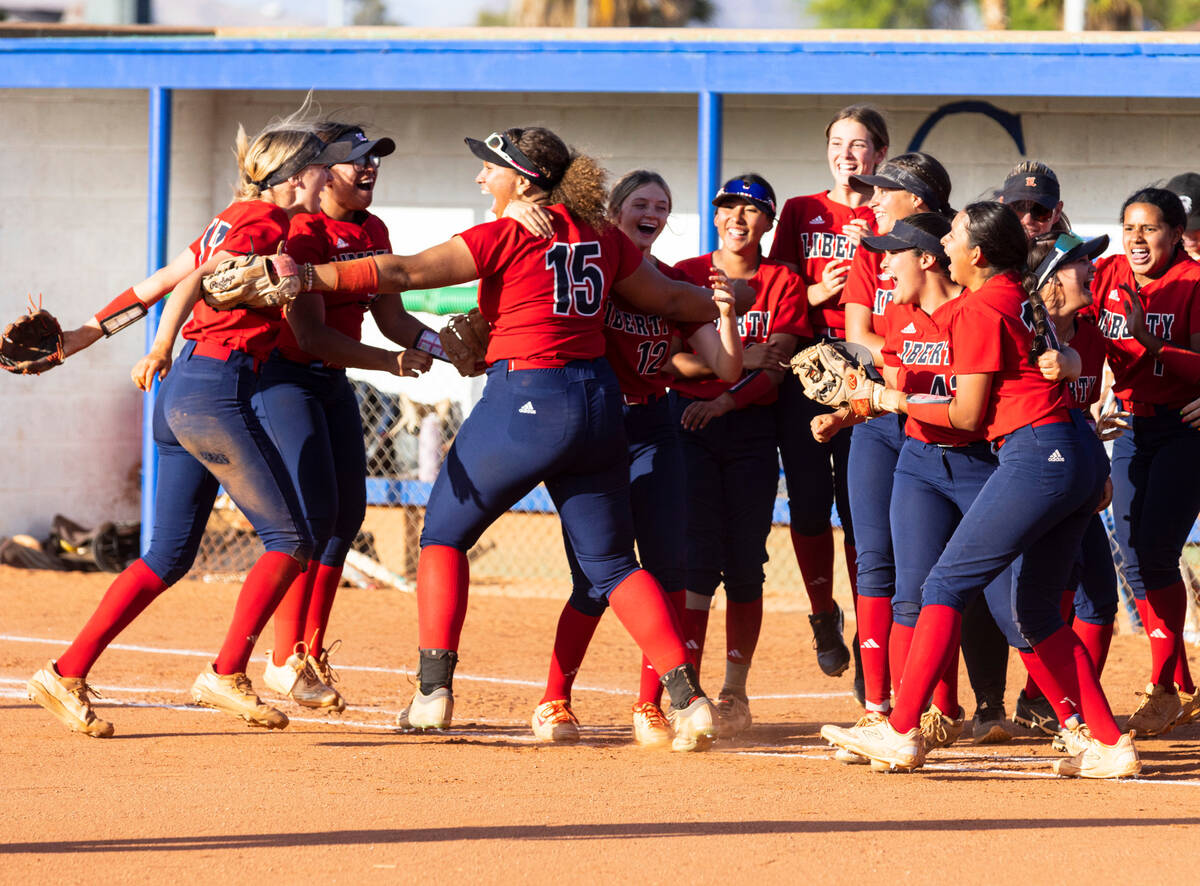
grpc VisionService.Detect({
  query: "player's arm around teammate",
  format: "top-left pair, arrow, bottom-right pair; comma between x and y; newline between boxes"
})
769,106 -> 889,680
1094,187 -> 1200,733
669,173 -> 810,738
28,114 -> 352,736
821,203 -> 1137,779
530,170 -> 744,748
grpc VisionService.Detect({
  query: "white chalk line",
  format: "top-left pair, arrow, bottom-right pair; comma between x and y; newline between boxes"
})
0,633 -> 846,700
5,680 -> 1199,784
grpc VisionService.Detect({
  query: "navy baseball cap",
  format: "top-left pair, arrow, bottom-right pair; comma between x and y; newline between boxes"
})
861,217 -> 949,263
711,176 -> 777,218
335,127 -> 396,161
1002,170 -> 1060,209
1165,172 -> 1200,229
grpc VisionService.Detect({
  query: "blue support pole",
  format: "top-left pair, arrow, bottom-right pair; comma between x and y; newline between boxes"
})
697,91 -> 722,255
141,86 -> 171,554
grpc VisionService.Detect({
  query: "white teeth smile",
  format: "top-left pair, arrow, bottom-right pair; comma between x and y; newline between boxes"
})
1130,247 -> 1150,262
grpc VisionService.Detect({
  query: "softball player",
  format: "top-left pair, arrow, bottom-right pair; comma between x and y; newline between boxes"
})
823,203 -> 1138,779
999,162 -> 1066,240
769,105 -> 889,679
28,115 -> 352,736
671,173 -> 810,737
1095,187 -> 1200,733
832,154 -> 954,721
255,124 -> 435,712
1012,232 -> 1123,736
527,170 -> 744,747
291,127 -> 737,751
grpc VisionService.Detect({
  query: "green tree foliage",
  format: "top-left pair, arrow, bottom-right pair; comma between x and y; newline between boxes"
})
810,0 -> 1200,30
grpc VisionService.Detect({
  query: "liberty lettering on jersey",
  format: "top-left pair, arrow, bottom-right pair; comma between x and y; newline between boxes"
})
899,340 -> 951,366
1098,304 -> 1176,342
873,287 -> 894,316
801,231 -> 856,261
546,241 -> 604,317
1068,374 -> 1098,406
737,310 -> 771,339
603,300 -> 671,338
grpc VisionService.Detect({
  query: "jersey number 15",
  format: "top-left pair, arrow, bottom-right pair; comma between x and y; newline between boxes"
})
546,241 -> 604,317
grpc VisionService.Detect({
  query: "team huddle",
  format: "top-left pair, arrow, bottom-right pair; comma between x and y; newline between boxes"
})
14,100 -> 1200,780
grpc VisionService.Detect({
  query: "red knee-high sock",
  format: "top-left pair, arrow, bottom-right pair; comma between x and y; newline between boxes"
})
791,527 -> 835,614
932,618 -> 962,718
1031,624 -> 1120,744
56,559 -> 169,679
891,605 -> 962,733
1023,588 -> 1078,699
888,621 -> 915,700
1143,582 -> 1188,688
271,565 -> 315,665
856,595 -> 892,710
725,598 -> 763,667
640,590 -> 686,705
844,541 -> 859,600
608,570 -> 688,678
214,551 -> 303,675
302,562 -> 344,655
416,545 -> 470,650
1018,649 -> 1078,725
1175,637 -> 1196,694
1023,673 -> 1043,700
543,602 -> 601,704
1073,620 -> 1114,677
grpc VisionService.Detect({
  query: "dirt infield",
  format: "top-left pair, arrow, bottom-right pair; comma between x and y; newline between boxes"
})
2,564 -> 1199,884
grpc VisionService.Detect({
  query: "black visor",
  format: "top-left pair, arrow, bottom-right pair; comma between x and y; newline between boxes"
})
259,134 -> 354,188
861,219 -> 948,263
851,163 -> 944,214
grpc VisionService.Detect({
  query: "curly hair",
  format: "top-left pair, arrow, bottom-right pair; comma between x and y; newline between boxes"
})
504,126 -> 610,229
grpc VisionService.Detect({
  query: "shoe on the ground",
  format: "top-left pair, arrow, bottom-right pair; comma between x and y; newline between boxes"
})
667,696 -> 717,752
309,641 -> 347,713
972,702 -> 1013,745
809,604 -> 851,677
1174,687 -> 1200,727
1052,718 -> 1093,755
262,643 -> 340,709
531,699 -> 580,743
396,686 -> 453,731
920,704 -> 965,750
1125,683 -> 1181,736
191,665 -> 288,729
821,716 -> 925,771
715,691 -> 752,739
631,702 -> 672,749
1053,731 -> 1141,779
27,661 -> 114,738
1013,689 -> 1060,735
833,712 -> 886,764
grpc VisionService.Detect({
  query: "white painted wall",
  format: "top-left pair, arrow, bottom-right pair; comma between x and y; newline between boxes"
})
1,86 -> 1194,537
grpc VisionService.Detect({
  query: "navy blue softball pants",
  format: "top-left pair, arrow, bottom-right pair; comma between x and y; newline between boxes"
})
1109,405 -> 1200,598
567,395 -> 685,617
421,358 -> 641,602
921,413 -> 1108,647
253,354 -> 367,567
671,394 -> 777,603
142,340 -> 312,585
847,412 -> 906,599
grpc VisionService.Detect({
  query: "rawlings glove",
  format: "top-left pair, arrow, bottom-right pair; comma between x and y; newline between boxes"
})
437,308 -> 490,377
202,252 -> 302,310
789,340 -> 876,408
1,300 -> 64,375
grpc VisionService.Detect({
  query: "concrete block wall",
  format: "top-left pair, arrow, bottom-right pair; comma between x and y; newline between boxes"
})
2,85 -> 1199,539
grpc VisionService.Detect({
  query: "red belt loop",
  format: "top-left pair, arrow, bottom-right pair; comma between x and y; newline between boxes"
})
623,392 -> 664,407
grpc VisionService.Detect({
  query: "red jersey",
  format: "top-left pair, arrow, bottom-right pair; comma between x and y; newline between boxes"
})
181,200 -> 289,360
1093,252 -> 1200,407
1065,317 -> 1106,411
769,192 -> 874,339
950,272 -> 1072,442
840,247 -> 895,338
670,254 -> 810,403
457,206 -> 643,365
882,298 -> 976,446
602,258 -> 696,400
275,211 -> 392,365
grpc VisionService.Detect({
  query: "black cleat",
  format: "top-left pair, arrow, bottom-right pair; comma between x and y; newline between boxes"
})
1013,689 -> 1060,735
809,603 -> 851,677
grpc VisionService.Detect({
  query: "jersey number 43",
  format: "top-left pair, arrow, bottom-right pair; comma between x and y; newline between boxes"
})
546,241 -> 605,317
